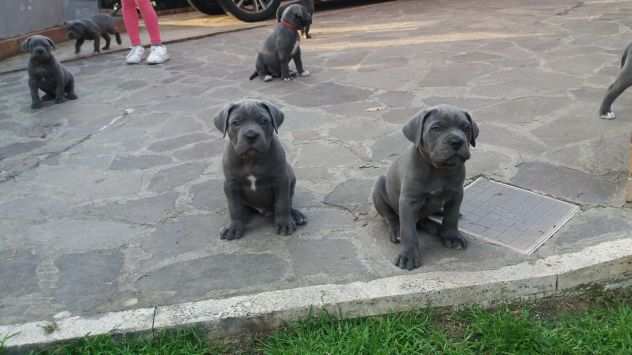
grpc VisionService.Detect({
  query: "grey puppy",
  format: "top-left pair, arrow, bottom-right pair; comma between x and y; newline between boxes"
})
249,4 -> 312,82
23,35 -> 77,110
372,105 -> 479,270
599,42 -> 632,120
276,0 -> 315,39
65,14 -> 122,54
214,99 -> 307,240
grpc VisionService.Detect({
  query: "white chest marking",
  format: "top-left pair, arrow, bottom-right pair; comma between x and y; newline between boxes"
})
247,175 -> 257,191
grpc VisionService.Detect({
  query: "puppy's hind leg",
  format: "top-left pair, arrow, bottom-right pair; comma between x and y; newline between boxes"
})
372,176 -> 400,243
115,32 -> 122,45
101,33 -> 111,50
289,178 -> 307,226
74,38 -> 85,54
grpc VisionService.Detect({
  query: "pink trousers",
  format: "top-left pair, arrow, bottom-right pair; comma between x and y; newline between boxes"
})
121,0 -> 162,46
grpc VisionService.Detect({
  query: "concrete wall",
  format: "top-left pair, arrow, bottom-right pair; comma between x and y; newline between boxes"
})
0,0 -> 98,39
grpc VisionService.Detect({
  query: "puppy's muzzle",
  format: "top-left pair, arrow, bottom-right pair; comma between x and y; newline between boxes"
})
244,129 -> 260,144
447,135 -> 464,150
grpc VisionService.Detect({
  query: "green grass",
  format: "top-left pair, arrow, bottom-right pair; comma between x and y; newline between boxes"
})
5,288 -> 632,355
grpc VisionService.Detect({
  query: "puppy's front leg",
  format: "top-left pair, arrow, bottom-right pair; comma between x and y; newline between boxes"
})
75,38 -> 84,54
93,36 -> 101,53
439,191 -> 467,249
292,47 -> 310,77
221,179 -> 246,240
396,197 -> 423,270
279,54 -> 292,81
274,177 -> 295,235
29,79 -> 42,109
54,67 -> 65,104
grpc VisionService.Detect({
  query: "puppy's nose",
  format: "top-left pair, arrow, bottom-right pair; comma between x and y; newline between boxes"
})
448,136 -> 464,150
244,130 -> 260,142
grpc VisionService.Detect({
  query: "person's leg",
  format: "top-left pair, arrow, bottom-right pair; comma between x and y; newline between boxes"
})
136,0 -> 162,45
121,0 -> 141,46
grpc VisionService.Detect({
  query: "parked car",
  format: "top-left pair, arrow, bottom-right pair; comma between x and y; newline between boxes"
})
188,0 -> 281,22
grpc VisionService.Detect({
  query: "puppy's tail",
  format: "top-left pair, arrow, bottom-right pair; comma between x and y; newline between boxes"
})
249,71 -> 258,80
115,32 -> 122,45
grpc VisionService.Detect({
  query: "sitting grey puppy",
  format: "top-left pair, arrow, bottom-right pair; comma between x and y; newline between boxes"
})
23,35 -> 77,109
372,105 -> 479,270
599,42 -> 632,120
276,0 -> 315,39
214,99 -> 307,240
249,4 -> 312,82
65,14 -> 122,54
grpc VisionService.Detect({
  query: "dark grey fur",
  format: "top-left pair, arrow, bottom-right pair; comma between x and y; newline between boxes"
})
276,0 -> 315,39
65,14 -> 122,54
249,4 -> 312,82
372,105 -> 479,270
23,35 -> 77,110
214,99 -> 307,240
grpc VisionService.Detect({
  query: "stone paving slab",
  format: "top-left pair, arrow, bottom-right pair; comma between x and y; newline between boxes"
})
2,0 -> 632,332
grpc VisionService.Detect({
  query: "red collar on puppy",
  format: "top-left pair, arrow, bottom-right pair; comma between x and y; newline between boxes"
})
280,20 -> 300,33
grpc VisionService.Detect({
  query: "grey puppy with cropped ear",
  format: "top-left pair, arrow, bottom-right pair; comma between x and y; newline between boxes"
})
249,4 -> 312,82
372,104 -> 479,270
23,35 -> 77,109
214,99 -> 307,240
65,14 -> 122,54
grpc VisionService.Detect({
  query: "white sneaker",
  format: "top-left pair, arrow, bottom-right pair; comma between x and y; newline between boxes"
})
126,46 -> 145,64
146,45 -> 169,65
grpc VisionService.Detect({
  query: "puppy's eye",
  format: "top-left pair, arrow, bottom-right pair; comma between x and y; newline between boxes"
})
430,126 -> 441,132
231,121 -> 241,127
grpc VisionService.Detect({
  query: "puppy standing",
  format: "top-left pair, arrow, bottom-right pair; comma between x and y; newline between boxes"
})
23,36 -> 77,109
65,14 -> 122,54
276,0 -> 315,39
372,105 -> 478,270
249,4 -> 312,82
214,99 -> 307,240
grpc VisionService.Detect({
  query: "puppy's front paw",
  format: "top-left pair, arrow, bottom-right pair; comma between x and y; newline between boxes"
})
282,77 -> 293,81
264,75 -> 273,82
67,93 -> 78,100
220,222 -> 245,240
299,70 -> 310,77
55,97 -> 66,104
395,246 -> 421,270
31,101 -> 43,109
42,94 -> 55,101
276,217 -> 296,235
440,229 -> 468,249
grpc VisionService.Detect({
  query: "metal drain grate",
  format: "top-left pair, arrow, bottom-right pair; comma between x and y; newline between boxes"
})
438,177 -> 580,255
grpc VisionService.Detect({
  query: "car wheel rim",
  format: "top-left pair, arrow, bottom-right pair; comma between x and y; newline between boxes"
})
231,0 -> 274,13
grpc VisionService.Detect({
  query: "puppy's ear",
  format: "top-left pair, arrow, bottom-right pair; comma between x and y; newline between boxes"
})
21,37 -> 32,52
402,108 -> 434,147
214,103 -> 236,137
258,101 -> 284,134
464,111 -> 479,147
46,37 -> 56,50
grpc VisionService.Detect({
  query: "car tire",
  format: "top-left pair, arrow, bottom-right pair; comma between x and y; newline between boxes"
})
187,0 -> 225,15
216,0 -> 280,22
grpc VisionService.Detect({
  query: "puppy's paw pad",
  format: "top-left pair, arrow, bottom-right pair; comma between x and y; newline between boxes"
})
220,224 -> 244,240
395,249 -> 422,270
600,112 -> 616,120
441,234 -> 468,250
300,70 -> 310,77
276,220 -> 297,235
263,75 -> 273,82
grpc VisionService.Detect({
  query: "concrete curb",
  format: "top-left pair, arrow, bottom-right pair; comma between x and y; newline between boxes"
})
0,23 -> 268,76
3,236 -> 632,352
